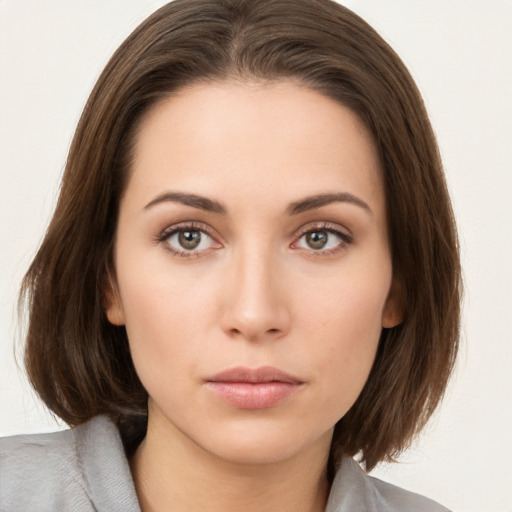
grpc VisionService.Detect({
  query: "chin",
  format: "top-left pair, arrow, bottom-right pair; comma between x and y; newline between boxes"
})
195,420 -> 333,467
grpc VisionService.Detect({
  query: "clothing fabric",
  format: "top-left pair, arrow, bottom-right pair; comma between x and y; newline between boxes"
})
0,415 -> 450,511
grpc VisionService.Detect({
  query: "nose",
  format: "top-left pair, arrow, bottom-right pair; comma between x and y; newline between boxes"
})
220,247 -> 291,342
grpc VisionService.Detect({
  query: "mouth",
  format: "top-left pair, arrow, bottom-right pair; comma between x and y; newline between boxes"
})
205,366 -> 304,409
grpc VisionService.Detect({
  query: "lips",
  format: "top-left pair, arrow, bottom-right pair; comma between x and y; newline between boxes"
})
205,366 -> 304,409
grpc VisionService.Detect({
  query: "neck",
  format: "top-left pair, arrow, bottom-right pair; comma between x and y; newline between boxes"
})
130,412 -> 331,512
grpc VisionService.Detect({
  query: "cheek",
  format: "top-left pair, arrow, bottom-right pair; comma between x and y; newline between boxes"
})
296,257 -> 390,347
312,302 -> 381,394
294,263 -> 390,413
120,286 -> 199,413
116,257 -> 222,384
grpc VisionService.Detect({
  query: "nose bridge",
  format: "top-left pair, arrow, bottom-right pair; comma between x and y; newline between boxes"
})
221,238 -> 289,341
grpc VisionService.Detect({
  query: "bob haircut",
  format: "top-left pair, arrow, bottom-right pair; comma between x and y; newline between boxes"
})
20,0 -> 461,473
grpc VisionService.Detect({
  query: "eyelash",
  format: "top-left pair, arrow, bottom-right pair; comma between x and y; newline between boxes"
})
155,221 -> 352,258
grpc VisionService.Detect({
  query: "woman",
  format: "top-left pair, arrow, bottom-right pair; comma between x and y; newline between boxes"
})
0,0 -> 461,510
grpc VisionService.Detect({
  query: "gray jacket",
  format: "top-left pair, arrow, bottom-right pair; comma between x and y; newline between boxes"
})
0,415 -> 450,511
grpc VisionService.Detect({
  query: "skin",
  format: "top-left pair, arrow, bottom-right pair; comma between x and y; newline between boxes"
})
106,81 -> 402,512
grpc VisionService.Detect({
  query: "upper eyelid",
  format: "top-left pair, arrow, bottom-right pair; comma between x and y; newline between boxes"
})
158,221 -> 219,240
294,221 -> 352,239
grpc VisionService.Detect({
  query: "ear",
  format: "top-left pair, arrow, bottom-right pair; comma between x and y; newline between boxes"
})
103,271 -> 126,326
382,274 -> 405,328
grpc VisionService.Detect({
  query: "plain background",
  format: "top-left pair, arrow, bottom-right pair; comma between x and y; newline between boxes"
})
0,1 -> 511,510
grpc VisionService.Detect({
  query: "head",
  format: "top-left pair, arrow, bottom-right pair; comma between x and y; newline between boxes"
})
21,0 -> 461,473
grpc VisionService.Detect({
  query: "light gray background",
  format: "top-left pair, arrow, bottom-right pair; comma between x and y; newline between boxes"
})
1,1 -> 511,510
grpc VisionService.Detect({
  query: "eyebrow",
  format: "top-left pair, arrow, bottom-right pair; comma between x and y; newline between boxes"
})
143,190 -> 372,216
286,193 -> 372,215
144,192 -> 227,214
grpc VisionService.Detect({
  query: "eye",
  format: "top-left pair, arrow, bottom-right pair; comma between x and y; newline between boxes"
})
158,223 -> 221,256
167,229 -> 213,252
292,224 -> 352,254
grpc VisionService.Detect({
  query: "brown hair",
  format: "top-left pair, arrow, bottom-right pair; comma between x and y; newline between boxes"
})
20,0 -> 461,473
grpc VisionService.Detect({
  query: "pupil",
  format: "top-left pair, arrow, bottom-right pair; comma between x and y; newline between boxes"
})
306,231 -> 327,249
179,230 -> 201,249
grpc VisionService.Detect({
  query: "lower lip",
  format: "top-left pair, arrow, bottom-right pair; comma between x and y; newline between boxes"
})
206,382 -> 301,409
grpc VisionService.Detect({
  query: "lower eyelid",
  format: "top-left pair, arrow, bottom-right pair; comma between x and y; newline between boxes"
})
296,224 -> 352,240
158,221 -> 213,241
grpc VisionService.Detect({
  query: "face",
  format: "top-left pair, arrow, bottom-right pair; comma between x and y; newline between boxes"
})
107,81 -> 402,466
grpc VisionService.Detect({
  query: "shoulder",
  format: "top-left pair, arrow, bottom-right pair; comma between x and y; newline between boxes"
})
0,415 -> 140,512
326,457 -> 451,512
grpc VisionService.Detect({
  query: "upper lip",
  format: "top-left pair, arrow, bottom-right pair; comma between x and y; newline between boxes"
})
206,366 -> 303,384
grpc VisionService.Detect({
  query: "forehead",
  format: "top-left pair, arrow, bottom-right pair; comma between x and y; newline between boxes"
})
127,80 -> 385,214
